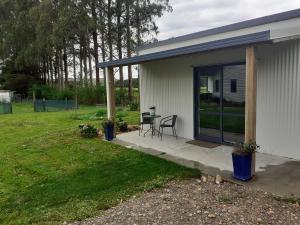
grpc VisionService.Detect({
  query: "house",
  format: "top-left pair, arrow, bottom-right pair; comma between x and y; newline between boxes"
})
0,90 -> 13,103
99,9 -> 300,160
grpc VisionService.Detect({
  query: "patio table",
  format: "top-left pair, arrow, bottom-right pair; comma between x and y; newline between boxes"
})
143,115 -> 161,137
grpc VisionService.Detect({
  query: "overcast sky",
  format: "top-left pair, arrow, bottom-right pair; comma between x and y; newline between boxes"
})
155,0 -> 300,40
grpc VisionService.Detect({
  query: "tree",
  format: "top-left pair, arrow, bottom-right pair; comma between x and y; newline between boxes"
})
0,0 -> 172,98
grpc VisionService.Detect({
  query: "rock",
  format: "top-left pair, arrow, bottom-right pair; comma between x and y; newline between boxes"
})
196,179 -> 201,184
215,175 -> 223,184
208,214 -> 216,218
257,218 -> 263,223
201,176 -> 207,182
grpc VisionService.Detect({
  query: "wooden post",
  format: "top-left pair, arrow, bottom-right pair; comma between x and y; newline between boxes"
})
106,67 -> 115,120
245,46 -> 257,143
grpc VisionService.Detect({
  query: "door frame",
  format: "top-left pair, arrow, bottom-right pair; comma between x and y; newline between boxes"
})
193,61 -> 246,143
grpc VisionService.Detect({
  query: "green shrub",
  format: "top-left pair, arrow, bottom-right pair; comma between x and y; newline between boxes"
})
79,124 -> 98,138
95,108 -> 107,117
129,102 -> 139,111
116,111 -> 128,119
117,120 -> 128,132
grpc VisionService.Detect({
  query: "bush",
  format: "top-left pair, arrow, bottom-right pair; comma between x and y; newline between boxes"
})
79,124 -> 99,138
95,108 -> 107,117
129,102 -> 139,111
31,85 -> 75,100
77,86 -> 106,105
117,120 -> 128,132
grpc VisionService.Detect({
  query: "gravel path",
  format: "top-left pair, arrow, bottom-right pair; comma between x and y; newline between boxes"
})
70,177 -> 300,225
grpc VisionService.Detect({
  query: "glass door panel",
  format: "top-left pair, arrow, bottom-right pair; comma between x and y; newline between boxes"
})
222,64 -> 245,143
198,67 -> 222,142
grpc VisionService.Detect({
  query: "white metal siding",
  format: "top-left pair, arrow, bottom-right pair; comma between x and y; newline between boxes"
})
140,48 -> 245,139
257,40 -> 300,159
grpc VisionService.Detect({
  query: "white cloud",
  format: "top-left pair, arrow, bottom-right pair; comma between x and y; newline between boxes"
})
155,0 -> 300,40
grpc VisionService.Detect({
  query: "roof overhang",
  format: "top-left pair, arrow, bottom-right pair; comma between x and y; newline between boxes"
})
137,8 -> 300,51
98,31 -> 271,68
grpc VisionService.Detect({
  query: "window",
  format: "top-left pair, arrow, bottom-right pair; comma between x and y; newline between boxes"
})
231,79 -> 237,93
214,80 -> 220,92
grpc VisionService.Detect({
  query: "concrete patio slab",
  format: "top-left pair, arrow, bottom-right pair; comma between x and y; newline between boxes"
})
114,131 -> 300,198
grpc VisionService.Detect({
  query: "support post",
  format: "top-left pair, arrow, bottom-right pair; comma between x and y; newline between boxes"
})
245,46 -> 257,143
106,67 -> 115,120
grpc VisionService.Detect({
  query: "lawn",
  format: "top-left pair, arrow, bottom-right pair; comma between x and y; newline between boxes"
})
0,103 -> 199,225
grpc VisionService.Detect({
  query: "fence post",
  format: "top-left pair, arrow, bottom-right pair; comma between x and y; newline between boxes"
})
43,98 -> 46,112
65,97 -> 68,109
33,91 -> 36,112
75,94 -> 78,110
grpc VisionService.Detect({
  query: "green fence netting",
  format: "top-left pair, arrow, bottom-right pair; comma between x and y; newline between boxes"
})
0,102 -> 13,114
34,99 -> 76,112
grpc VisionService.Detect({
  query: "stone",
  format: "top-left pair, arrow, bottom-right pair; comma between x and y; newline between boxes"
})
257,218 -> 263,223
201,176 -> 207,182
208,214 -> 216,218
215,175 -> 223,184
196,179 -> 201,183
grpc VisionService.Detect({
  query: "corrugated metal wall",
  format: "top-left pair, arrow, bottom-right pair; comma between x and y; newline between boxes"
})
257,40 -> 300,159
140,40 -> 300,159
140,48 -> 245,139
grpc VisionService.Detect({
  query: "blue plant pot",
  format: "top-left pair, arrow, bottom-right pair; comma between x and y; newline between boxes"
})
104,124 -> 114,141
232,152 -> 253,181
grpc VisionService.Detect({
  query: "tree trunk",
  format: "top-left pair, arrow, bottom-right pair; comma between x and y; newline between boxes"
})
88,49 -> 93,86
107,0 -> 113,61
63,46 -> 68,87
91,0 -> 100,86
99,7 -> 106,88
116,0 -> 124,105
83,45 -> 88,87
135,0 -> 141,95
49,57 -> 54,87
55,51 -> 59,88
126,0 -> 133,102
72,44 -> 77,89
60,50 -> 64,90
79,43 -> 83,87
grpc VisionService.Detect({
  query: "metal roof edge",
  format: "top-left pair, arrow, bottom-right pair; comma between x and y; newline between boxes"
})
136,8 -> 300,51
99,31 -> 270,68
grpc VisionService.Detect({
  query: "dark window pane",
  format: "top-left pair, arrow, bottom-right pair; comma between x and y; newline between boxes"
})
214,80 -> 219,92
230,79 -> 237,93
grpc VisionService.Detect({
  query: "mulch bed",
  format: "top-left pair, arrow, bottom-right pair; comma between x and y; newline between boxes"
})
70,177 -> 300,225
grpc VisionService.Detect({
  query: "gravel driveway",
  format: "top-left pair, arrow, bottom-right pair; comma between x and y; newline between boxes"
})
70,177 -> 300,225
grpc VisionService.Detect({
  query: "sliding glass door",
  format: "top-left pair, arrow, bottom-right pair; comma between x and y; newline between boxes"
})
194,63 -> 245,144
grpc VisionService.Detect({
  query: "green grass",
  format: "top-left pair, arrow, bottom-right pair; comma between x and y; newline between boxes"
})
0,103 -> 199,225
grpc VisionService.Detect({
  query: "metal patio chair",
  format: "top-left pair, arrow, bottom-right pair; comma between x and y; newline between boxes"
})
158,115 -> 178,140
139,112 -> 153,136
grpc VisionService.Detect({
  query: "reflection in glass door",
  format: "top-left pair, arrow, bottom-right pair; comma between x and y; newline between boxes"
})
194,63 -> 245,144
195,66 -> 222,142
222,65 -> 245,143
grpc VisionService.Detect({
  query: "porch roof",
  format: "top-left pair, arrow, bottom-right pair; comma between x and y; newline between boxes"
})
98,31 -> 270,68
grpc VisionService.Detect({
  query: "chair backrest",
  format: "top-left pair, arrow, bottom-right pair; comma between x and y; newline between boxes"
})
172,115 -> 177,126
142,112 -> 152,123
142,112 -> 150,117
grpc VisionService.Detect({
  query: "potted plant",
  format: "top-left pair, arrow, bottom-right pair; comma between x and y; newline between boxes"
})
232,141 -> 260,181
101,119 -> 115,141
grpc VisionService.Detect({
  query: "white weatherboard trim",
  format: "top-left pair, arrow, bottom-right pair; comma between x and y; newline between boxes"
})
139,18 -> 300,55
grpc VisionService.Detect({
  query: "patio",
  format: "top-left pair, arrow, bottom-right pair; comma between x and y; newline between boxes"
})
114,131 -> 300,198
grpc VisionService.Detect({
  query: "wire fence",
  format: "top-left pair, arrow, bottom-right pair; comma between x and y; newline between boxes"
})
0,102 -> 13,114
34,99 -> 77,112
